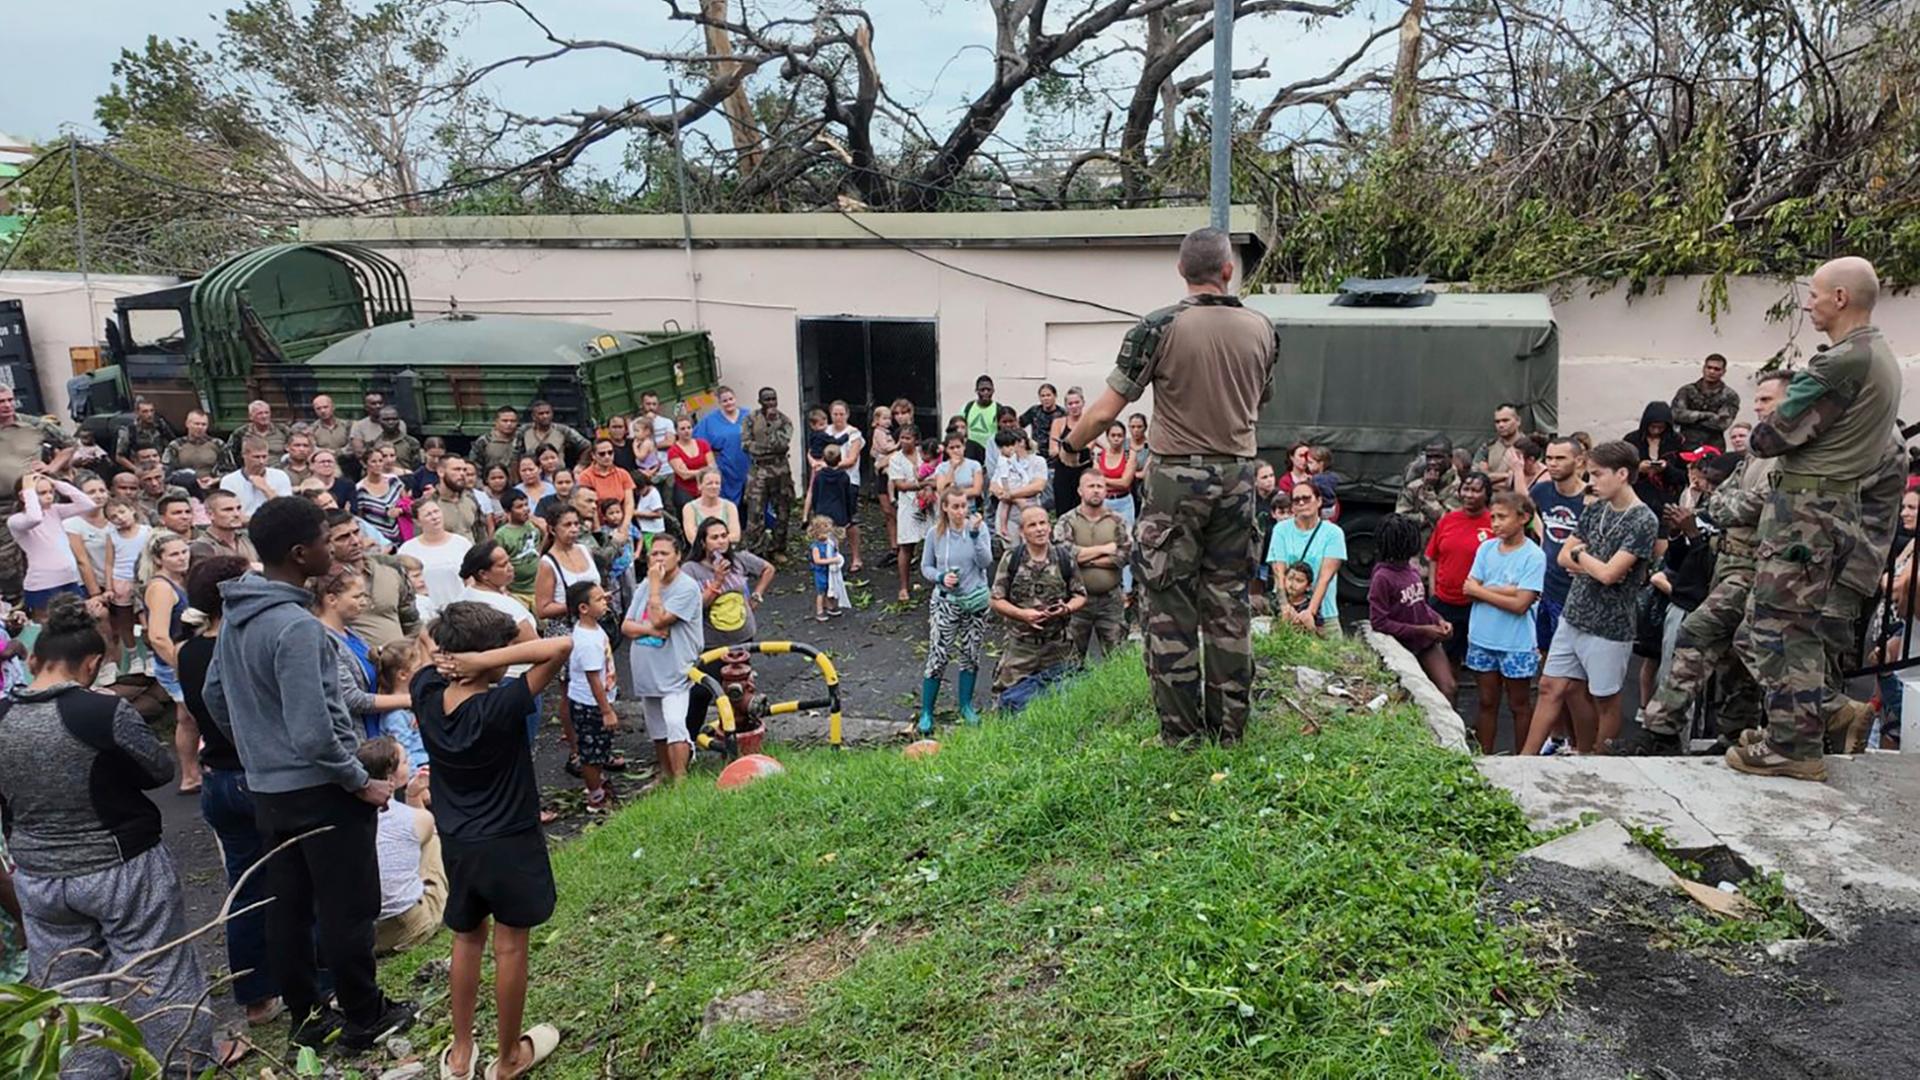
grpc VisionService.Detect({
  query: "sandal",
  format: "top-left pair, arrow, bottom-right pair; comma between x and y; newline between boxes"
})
563,755 -> 583,778
485,1023 -> 560,1080
605,755 -> 629,772
215,1038 -> 251,1068
441,1041 -> 477,1080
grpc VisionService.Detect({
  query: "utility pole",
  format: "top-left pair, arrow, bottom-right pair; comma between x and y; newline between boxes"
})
1208,0 -> 1234,230
66,134 -> 97,330
666,83 -> 704,330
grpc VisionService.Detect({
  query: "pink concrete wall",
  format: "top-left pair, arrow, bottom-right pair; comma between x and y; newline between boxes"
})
1552,276 -> 1920,441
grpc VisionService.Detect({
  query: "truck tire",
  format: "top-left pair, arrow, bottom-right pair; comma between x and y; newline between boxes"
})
1335,504 -> 1385,606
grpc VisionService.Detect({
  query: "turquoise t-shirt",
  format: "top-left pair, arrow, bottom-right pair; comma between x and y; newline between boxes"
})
1466,537 -> 1545,653
1266,518 -> 1347,622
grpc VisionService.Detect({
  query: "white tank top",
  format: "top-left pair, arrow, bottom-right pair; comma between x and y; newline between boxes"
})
545,547 -> 599,606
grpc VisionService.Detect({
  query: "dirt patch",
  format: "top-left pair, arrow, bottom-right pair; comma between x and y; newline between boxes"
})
1465,860 -> 1920,1080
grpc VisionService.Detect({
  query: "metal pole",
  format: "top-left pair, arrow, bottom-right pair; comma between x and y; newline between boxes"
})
666,82 -> 704,330
67,135 -> 97,326
1208,0 -> 1234,230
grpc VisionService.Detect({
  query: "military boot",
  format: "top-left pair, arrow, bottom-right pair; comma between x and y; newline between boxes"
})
1823,696 -> 1875,755
1725,740 -> 1827,783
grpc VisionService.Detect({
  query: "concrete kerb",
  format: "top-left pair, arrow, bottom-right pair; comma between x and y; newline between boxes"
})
1357,621 -> 1471,754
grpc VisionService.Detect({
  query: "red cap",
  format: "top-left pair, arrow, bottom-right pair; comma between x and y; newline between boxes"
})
1679,446 -> 1722,463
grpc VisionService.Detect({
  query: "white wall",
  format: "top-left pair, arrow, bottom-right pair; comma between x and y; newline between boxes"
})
1552,275 -> 1920,440
0,272 -> 180,421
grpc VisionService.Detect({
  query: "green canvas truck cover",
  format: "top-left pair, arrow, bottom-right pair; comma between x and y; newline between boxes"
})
1243,292 -> 1558,504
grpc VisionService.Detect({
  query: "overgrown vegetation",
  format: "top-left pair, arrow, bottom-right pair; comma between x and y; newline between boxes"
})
1626,824 -> 1823,948
383,631 -> 1559,1076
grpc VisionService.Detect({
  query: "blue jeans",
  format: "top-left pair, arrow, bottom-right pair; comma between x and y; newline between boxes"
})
199,768 -> 278,1008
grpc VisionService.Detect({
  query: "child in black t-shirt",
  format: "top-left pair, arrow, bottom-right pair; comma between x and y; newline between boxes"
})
412,602 -> 573,1080
810,445 -> 855,530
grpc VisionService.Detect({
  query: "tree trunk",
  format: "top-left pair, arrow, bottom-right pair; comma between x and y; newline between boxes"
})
1388,0 -> 1425,148
701,0 -> 764,175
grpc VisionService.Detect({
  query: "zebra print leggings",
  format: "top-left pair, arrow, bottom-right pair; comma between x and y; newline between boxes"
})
925,590 -> 986,679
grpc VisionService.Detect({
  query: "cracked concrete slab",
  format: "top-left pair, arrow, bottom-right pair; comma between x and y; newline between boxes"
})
1359,623 -> 1471,753
1476,753 -> 1920,936
1519,818 -> 1676,891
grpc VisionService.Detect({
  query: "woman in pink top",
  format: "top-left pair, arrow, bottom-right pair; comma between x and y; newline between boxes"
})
8,474 -> 97,616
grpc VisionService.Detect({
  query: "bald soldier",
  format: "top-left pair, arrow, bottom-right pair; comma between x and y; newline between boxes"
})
1728,256 -> 1903,782
1062,227 -> 1279,746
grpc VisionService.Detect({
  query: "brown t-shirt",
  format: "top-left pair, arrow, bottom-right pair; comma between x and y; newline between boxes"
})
1106,295 -> 1276,458
1053,506 -> 1130,596
0,418 -> 68,501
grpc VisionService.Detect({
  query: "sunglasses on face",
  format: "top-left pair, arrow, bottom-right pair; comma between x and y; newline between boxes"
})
1291,495 -> 1315,504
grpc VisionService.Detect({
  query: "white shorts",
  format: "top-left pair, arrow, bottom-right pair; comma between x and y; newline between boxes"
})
1542,622 -> 1632,698
638,689 -> 692,744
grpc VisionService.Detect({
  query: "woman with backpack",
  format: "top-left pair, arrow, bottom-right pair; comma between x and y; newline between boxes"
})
916,488 -> 993,733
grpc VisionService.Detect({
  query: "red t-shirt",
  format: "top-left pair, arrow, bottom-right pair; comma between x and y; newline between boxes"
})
1425,509 -> 1494,606
667,439 -> 713,497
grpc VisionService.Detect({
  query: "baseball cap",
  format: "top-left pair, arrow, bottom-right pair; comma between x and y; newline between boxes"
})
1678,446 -> 1722,463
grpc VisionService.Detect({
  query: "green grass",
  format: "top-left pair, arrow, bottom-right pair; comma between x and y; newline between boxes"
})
384,630 -> 1557,1077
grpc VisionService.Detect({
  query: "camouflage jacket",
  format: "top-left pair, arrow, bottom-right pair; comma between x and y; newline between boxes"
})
114,418 -> 176,463
1703,452 -> 1774,566
222,422 -> 291,470
0,416 -> 73,503
1394,471 -> 1462,530
744,410 -> 794,465
991,542 -> 1088,690
1670,381 -> 1741,447
1750,325 -> 1901,482
375,433 -> 424,471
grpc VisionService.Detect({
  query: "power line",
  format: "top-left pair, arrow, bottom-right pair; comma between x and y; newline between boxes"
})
830,207 -> 1140,319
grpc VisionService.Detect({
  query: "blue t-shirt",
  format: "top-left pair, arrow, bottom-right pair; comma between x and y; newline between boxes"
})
1265,518 -> 1348,623
1466,537 -> 1545,653
1530,480 -> 1584,607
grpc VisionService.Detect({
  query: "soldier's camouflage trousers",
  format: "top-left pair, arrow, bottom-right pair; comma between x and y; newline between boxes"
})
1135,456 -> 1257,745
0,500 -> 21,603
742,461 -> 795,557
1639,562 -> 1761,738
1068,588 -> 1128,663
1743,483 -> 1868,760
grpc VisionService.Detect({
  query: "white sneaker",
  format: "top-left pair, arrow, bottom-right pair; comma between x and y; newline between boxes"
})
1540,736 -> 1565,757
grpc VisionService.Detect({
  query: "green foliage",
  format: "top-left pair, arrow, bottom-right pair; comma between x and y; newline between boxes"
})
382,631 -> 1559,1076
0,983 -> 161,1079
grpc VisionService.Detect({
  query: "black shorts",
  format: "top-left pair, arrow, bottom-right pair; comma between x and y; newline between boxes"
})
570,699 -> 615,766
441,829 -> 556,932
1431,599 -> 1472,663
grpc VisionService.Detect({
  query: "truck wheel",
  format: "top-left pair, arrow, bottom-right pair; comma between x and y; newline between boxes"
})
1336,506 -> 1384,606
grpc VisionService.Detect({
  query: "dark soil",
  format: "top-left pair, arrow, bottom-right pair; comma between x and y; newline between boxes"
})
1470,861 -> 1920,1080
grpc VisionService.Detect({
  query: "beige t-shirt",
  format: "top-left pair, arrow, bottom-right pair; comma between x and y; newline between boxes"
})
1107,296 -> 1276,458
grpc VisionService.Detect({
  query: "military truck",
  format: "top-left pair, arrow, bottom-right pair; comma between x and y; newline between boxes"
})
1244,287 -> 1558,599
74,241 -> 717,444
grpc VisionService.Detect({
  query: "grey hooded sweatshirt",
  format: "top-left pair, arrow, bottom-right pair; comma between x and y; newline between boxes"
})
204,574 -> 368,794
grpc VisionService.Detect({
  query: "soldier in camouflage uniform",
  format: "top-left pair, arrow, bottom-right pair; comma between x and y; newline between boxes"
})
221,400 -> 292,470
162,410 -> 224,476
1395,437 -> 1463,532
989,505 -> 1088,709
741,388 -> 795,558
1616,373 -> 1787,755
0,386 -> 75,602
1054,469 -> 1133,661
1062,228 -> 1278,746
370,407 -> 424,470
1728,257 -> 1902,782
1670,353 -> 1743,448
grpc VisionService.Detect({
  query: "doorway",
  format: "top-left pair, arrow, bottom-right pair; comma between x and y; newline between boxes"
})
796,317 -> 939,438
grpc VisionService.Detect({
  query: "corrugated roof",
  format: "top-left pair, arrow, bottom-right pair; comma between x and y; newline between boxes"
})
1245,292 -> 1554,328
300,206 -> 1262,250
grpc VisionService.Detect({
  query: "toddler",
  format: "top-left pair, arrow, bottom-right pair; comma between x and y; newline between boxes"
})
1282,562 -> 1327,634
565,581 -> 619,814
375,639 -> 429,772
807,515 -> 847,621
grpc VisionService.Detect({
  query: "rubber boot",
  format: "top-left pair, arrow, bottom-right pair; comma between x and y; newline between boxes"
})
956,669 -> 982,725
917,677 -> 940,735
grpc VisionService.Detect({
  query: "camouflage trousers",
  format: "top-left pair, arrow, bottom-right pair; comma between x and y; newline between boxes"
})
1742,482 -> 1870,760
0,515 -> 20,604
1068,588 -> 1128,663
741,460 -> 794,557
1135,456 -> 1257,745
1639,562 -> 1762,738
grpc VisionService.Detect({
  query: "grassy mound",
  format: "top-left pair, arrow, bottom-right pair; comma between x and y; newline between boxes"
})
385,630 -> 1555,1077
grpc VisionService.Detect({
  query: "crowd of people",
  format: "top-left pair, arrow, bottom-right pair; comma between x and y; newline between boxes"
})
0,376 -> 1171,1074
0,242 -> 1906,1076
1369,258 -> 1908,777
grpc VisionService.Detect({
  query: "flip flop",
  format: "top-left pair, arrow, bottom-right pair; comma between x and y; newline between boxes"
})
484,1024 -> 560,1080
215,1038 -> 251,1068
441,1042 -> 477,1080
